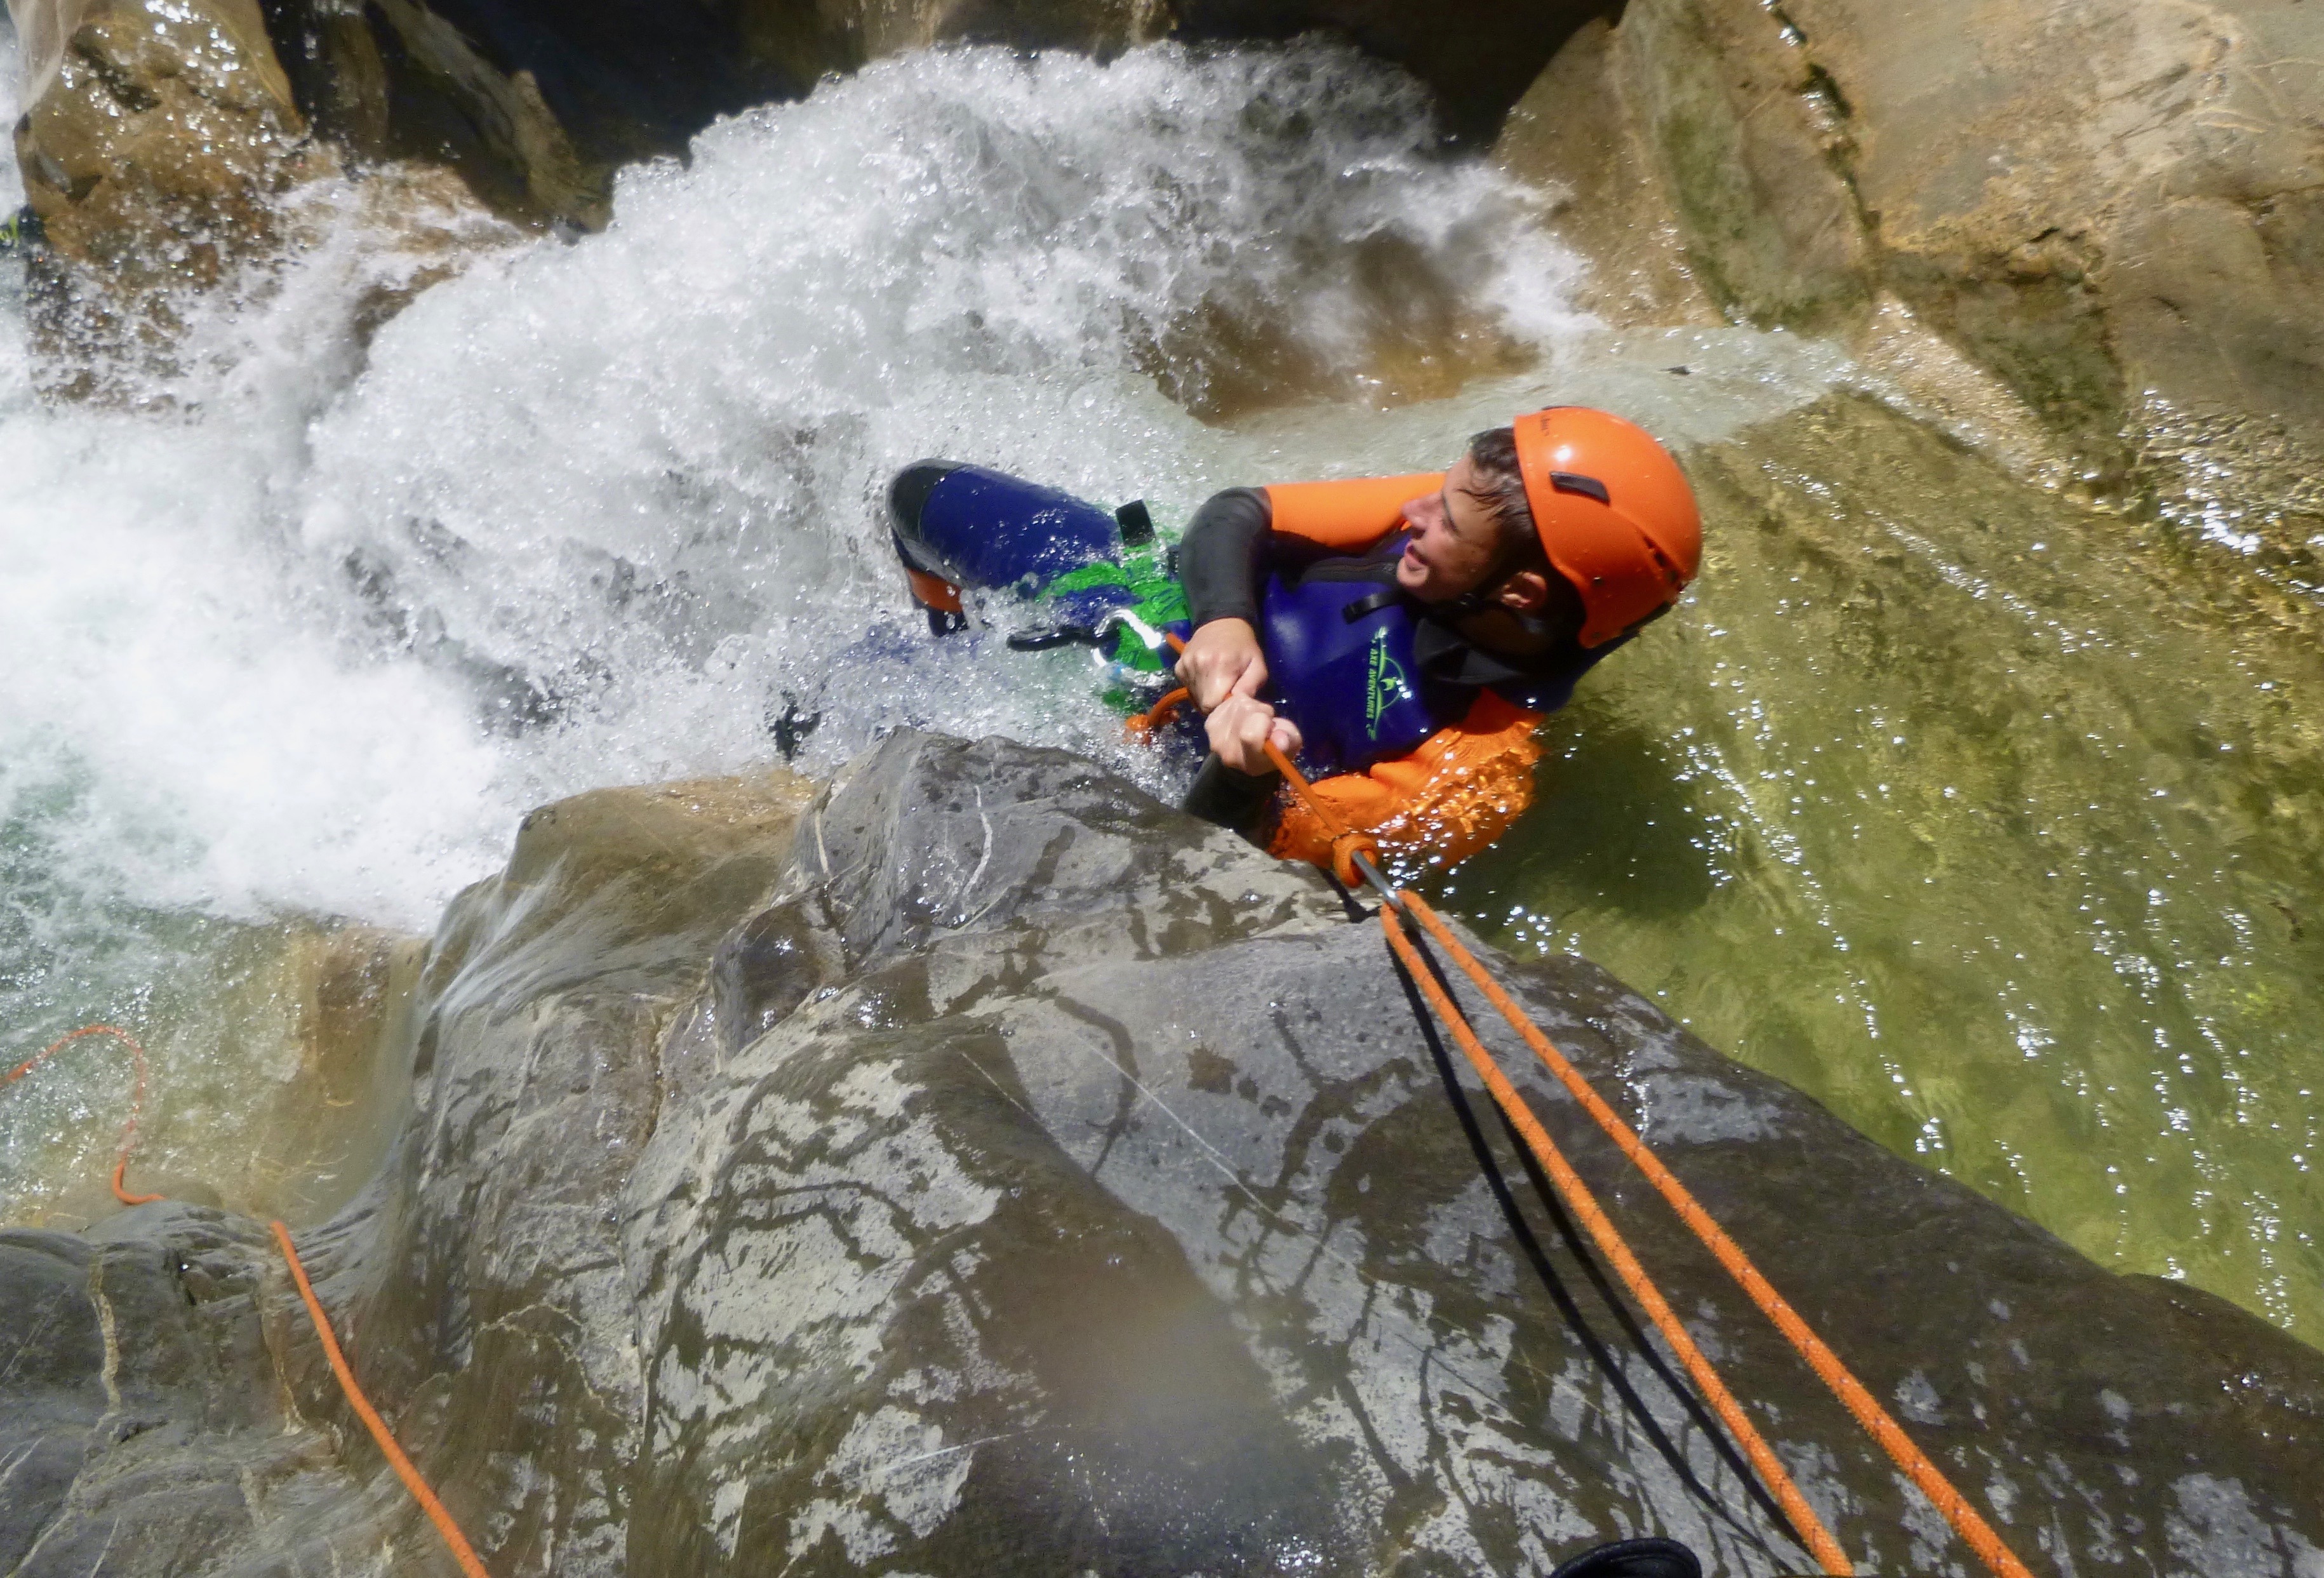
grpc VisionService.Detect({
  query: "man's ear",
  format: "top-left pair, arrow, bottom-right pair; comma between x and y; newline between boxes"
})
1493,569 -> 1551,613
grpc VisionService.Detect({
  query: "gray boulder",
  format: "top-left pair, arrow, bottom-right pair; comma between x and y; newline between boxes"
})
0,1204 -> 375,1575
7,733 -> 2319,1575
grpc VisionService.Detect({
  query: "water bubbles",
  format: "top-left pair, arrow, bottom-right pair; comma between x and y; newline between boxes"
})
1,38 -> 1609,1215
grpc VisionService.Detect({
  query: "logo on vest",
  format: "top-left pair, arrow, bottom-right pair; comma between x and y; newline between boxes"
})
1365,627 -> 1410,739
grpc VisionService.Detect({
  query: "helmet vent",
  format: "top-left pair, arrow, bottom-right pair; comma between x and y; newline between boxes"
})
1548,471 -> 1610,504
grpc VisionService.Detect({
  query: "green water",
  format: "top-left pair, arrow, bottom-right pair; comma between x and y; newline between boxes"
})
1452,392 -> 2324,1337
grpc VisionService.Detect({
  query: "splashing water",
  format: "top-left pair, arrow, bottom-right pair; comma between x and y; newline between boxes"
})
287,43 -> 1594,788
0,39 -> 1608,1217
1,29 -> 2318,1342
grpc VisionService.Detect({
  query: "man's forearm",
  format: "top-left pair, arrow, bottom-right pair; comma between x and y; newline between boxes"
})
1178,487 -> 1272,628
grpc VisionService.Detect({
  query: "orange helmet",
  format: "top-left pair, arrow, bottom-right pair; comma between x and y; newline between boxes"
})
1512,407 -> 1701,648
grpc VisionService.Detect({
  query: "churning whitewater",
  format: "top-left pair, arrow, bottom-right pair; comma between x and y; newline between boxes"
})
0,39 -> 1644,1205
6,44 -> 1566,933
15,20 -> 2314,1342
0,37 -> 1850,1067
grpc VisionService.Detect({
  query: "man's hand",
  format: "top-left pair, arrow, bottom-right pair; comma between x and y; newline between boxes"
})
1175,618 -> 1267,712
1206,694 -> 1303,777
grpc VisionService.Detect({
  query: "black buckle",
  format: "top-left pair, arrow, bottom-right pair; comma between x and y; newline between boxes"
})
1005,625 -> 1100,652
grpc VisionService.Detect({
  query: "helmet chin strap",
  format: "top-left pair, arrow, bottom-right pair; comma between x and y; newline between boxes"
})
1436,587 -> 1561,643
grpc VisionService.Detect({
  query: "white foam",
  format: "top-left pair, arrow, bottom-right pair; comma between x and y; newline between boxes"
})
289,44 -> 1604,798
1,40 -> 1662,1205
0,44 -> 1578,927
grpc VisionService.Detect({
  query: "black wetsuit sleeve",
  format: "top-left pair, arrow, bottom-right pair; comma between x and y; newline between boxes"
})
1179,487 -> 1273,628
1182,754 -> 1280,841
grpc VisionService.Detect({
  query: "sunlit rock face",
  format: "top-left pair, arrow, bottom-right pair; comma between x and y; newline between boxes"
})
11,0 -> 307,256
9,0 -> 321,375
20,0 -> 2323,550
1497,0 -> 2324,545
8,734 -> 2317,1575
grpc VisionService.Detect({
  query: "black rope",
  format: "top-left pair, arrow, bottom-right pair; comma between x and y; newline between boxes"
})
1382,940 -> 1790,1558
1328,865 -> 1809,1558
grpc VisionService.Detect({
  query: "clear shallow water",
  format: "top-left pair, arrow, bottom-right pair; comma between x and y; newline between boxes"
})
1452,398 -> 2324,1334
0,32 -> 2317,1342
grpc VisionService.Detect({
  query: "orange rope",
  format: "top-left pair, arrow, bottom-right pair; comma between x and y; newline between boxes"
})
1155,631 -> 1381,884
1380,911 -> 1854,1574
1260,737 -> 1313,798
1125,685 -> 1190,741
1128,631 -> 1199,744
4,1024 -> 161,1205
1396,892 -> 2036,1578
1262,741 -> 1376,888
8,1023 -> 488,1575
1220,646 -> 2033,1577
271,1220 -> 491,1578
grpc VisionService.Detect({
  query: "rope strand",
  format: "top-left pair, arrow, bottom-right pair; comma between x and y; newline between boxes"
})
6,1022 -> 489,1575
1381,911 -> 1856,1574
11,699 -> 2045,1578
1213,627 -> 2041,1578
272,1221 -> 491,1578
1395,893 -> 2035,1578
4,1024 -> 161,1205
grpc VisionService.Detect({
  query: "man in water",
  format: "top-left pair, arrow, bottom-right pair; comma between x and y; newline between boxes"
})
888,406 -> 1700,873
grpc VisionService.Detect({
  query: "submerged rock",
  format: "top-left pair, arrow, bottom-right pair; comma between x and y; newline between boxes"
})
4,735 -> 2318,1575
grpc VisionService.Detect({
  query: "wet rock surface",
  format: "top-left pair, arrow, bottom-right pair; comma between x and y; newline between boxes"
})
0,1205 -> 373,1575
6,733 -> 2320,1575
10,0 -> 323,372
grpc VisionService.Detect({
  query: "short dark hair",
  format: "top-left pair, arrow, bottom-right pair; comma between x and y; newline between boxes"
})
1462,428 -> 1584,639
1463,427 -> 1547,577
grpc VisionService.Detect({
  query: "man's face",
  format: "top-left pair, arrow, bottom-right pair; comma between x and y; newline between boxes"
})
1395,454 -> 1505,602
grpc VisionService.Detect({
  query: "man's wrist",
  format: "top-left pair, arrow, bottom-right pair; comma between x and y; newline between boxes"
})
1183,752 -> 1283,837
